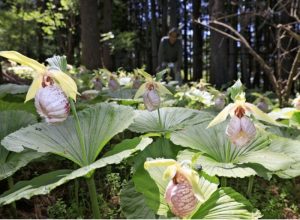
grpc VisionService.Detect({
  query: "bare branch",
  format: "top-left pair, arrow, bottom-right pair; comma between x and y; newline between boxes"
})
208,20 -> 279,95
194,19 -> 240,42
277,24 -> 300,41
285,48 -> 300,101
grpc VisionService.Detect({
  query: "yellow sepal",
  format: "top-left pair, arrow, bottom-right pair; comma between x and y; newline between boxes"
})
0,51 -> 46,73
51,70 -> 79,101
134,82 -> 147,99
144,159 -> 176,170
207,103 -> 235,128
25,76 -> 43,102
245,103 -> 282,126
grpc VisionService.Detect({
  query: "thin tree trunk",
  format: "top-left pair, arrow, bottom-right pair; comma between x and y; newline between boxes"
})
169,0 -> 178,28
79,0 -> 101,69
192,0 -> 202,81
151,0 -> 158,74
183,0 -> 188,81
161,0 -> 168,35
102,0 -> 112,70
228,3 -> 238,83
209,0 -> 228,88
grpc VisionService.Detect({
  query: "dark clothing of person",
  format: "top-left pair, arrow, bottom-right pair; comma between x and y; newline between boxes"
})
157,36 -> 182,83
158,36 -> 182,68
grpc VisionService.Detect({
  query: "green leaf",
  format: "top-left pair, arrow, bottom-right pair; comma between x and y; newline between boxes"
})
227,79 -> 244,101
0,83 -> 29,97
2,103 -> 135,166
104,137 -> 153,157
0,100 -> 36,114
132,138 -> 181,216
46,55 -> 68,72
191,187 -> 262,219
268,136 -> 300,178
120,180 -> 156,219
171,120 -> 294,178
129,108 -> 213,134
0,110 -> 43,180
0,138 -> 148,205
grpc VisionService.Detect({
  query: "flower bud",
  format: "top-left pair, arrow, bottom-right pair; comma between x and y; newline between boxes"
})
143,89 -> 160,111
132,77 -> 142,89
108,76 -> 120,91
293,97 -> 300,110
93,77 -> 103,91
226,116 -> 256,147
165,172 -> 198,218
35,85 -> 70,123
214,94 -> 226,110
256,100 -> 268,112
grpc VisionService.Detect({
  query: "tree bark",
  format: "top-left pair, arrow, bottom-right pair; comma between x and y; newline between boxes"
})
169,0 -> 178,28
150,0 -> 158,74
228,3 -> 238,83
79,0 -> 101,70
102,0 -> 112,70
192,0 -> 202,81
183,0 -> 188,81
209,0 -> 228,88
161,0 -> 168,36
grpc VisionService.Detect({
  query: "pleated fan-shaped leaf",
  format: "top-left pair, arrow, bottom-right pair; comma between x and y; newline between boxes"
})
120,180 -> 156,219
0,110 -> 44,180
129,107 -> 213,134
0,137 -> 151,206
171,120 -> 294,178
1,103 -> 136,166
191,187 -> 262,219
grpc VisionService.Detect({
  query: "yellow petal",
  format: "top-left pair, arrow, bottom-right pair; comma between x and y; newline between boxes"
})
207,103 -> 235,128
163,165 -> 178,180
136,68 -> 153,81
157,83 -> 172,96
51,70 -> 78,101
134,82 -> 147,99
25,76 -> 43,102
0,51 -> 46,73
144,159 -> 176,170
245,103 -> 282,126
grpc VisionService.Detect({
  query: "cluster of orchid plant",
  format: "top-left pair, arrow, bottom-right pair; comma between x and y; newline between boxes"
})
207,80 -> 280,147
0,51 -> 78,123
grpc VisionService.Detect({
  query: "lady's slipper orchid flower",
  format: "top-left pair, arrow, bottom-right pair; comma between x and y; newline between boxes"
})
145,159 -> 204,218
108,74 -> 120,91
134,69 -> 172,111
143,82 -> 160,111
226,116 -> 256,147
0,51 -> 78,102
207,93 -> 280,128
35,85 -> 70,123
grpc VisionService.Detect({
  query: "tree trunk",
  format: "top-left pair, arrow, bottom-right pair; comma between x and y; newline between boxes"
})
102,0 -> 112,70
161,0 -> 168,35
192,0 -> 202,81
150,0 -> 158,74
209,0 -> 228,88
183,0 -> 188,81
228,3 -> 238,83
79,0 -> 101,70
169,0 -> 178,28
240,11 -> 251,88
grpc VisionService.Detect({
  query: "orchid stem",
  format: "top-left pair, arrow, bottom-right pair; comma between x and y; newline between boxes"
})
157,107 -> 163,129
247,176 -> 254,197
221,177 -> 227,187
69,98 -> 88,166
86,174 -> 101,219
8,177 -> 17,217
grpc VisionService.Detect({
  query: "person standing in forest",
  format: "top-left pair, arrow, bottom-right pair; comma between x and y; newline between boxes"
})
157,28 -> 183,84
